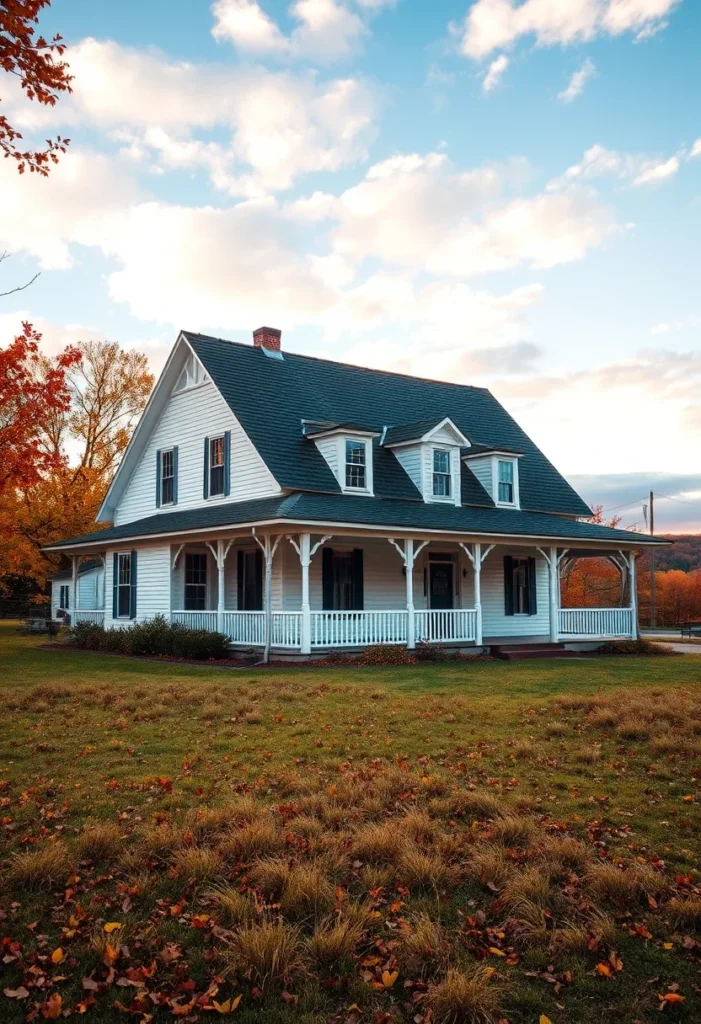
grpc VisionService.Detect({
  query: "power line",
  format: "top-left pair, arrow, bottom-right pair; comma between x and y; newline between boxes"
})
602,496 -> 648,513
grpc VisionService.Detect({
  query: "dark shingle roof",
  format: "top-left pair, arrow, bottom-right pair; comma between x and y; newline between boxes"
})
382,419 -> 447,446
463,442 -> 524,457
45,493 -> 666,551
185,334 -> 592,517
48,558 -> 101,581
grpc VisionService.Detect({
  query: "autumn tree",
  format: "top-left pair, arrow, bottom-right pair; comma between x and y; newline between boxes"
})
0,320 -> 78,495
1,0 -> 72,175
0,339 -> 154,591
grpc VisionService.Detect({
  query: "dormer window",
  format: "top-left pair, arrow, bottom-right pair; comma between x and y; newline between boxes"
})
497,460 -> 515,504
432,449 -> 452,498
345,439 -> 367,490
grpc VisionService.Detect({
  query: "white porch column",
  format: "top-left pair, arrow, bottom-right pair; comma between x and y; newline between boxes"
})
406,538 -> 416,650
300,532 -> 312,656
70,555 -> 78,621
549,545 -> 559,643
254,532 -> 282,663
629,551 -> 638,639
473,542 -> 483,647
217,539 -> 225,634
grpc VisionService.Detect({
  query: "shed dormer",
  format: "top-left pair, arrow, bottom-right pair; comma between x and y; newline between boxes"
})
382,417 -> 469,506
462,444 -> 523,509
303,421 -> 380,495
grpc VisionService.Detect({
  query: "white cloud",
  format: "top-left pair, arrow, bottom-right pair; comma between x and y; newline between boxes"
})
453,0 -> 682,60
651,315 -> 700,334
550,142 -> 683,190
558,58 -> 596,102
690,139 -> 701,159
6,38 -> 378,197
483,54 -> 509,92
329,152 -> 618,276
211,0 -> 393,61
631,155 -> 680,186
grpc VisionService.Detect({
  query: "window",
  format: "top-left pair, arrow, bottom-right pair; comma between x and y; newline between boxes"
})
210,436 -> 225,497
504,556 -> 536,616
59,585 -> 69,609
498,460 -> 515,504
322,548 -> 363,610
117,553 -> 132,617
238,550 -> 263,610
432,449 -> 452,497
185,553 -> 207,611
161,449 -> 174,505
345,439 -> 367,490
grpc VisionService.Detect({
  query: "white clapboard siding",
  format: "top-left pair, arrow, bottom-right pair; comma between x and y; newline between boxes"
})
466,457 -> 493,500
105,545 -> 171,626
393,446 -> 422,491
114,380 -> 280,526
78,568 -> 104,610
481,548 -> 550,638
314,437 -> 339,481
51,580 -> 68,620
421,444 -> 461,505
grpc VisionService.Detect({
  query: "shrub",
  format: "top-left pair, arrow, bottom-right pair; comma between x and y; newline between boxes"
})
597,638 -> 675,657
361,644 -> 416,666
68,615 -> 230,660
415,641 -> 453,663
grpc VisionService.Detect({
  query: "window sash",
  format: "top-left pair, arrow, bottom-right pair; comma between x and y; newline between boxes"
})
345,440 -> 366,489
59,585 -> 69,609
161,449 -> 174,505
333,552 -> 355,610
498,460 -> 514,503
512,558 -> 529,614
185,553 -> 207,611
209,436 -> 225,496
242,552 -> 262,611
432,450 -> 451,497
117,554 -> 131,617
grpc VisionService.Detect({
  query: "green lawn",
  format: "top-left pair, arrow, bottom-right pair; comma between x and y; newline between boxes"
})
1,622 -> 699,1023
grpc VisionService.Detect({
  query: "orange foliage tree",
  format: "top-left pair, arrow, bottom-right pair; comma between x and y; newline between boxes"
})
1,0 -> 72,175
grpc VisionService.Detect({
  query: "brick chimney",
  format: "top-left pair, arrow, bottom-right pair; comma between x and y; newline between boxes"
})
253,326 -> 282,351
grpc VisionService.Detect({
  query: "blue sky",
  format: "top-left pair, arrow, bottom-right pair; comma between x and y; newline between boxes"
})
1,0 -> 700,530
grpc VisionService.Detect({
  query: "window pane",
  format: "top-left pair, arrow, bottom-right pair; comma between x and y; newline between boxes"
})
498,460 -> 513,483
345,440 -> 366,489
498,481 -> 513,503
433,450 -> 450,474
211,437 -> 224,467
118,554 -> 131,586
512,558 -> 530,614
118,585 -> 131,617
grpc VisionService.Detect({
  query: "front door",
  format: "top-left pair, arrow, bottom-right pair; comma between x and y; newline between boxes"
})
429,561 -> 454,610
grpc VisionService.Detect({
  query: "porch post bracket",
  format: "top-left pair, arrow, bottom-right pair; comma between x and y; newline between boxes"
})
557,548 -> 570,567
172,543 -> 185,571
310,535 -> 332,559
286,535 -> 301,558
387,537 -> 408,565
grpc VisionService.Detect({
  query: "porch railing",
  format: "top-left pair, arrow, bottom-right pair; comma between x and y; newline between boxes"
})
271,612 -> 302,648
558,608 -> 633,638
172,610 -> 218,632
415,609 -> 477,644
221,611 -> 265,646
73,609 -> 105,626
310,610 -> 408,647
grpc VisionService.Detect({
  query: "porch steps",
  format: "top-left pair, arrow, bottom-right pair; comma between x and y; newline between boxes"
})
491,642 -> 580,661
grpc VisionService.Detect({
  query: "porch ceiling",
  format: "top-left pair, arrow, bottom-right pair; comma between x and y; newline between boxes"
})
44,492 -> 670,554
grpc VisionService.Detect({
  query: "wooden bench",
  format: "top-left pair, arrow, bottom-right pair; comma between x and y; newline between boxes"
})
680,621 -> 701,638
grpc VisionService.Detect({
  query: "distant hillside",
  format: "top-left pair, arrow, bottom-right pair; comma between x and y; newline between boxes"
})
648,535 -> 701,572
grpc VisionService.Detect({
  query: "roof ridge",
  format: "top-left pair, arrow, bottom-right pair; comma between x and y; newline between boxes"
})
182,330 -> 491,395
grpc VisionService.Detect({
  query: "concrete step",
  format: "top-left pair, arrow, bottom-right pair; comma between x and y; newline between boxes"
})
491,643 -> 580,661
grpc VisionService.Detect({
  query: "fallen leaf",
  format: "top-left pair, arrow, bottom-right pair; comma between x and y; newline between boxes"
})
51,947 -> 64,963
40,993 -> 63,1019
382,970 -> 399,989
540,1016 -> 553,1024
3,986 -> 29,999
659,992 -> 685,1005
596,963 -> 612,977
104,922 -> 122,933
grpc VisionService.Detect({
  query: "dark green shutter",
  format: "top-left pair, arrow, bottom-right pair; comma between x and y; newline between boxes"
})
224,430 -> 231,496
155,450 -> 162,508
129,550 -> 137,620
322,547 -> 334,610
237,550 -> 244,609
253,550 -> 263,611
352,548 -> 364,610
527,557 -> 537,616
203,437 -> 209,499
112,553 -> 118,619
172,446 -> 179,505
504,556 -> 514,616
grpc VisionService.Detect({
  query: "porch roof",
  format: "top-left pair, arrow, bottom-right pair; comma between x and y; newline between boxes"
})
45,492 -> 669,551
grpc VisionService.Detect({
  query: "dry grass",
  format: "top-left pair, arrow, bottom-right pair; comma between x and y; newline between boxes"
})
172,846 -> 223,882
489,814 -> 539,848
279,862 -> 336,922
667,896 -> 701,927
427,967 -> 505,1024
6,843 -> 71,892
399,847 -> 460,891
398,913 -> 449,977
220,820 -> 284,861
223,921 -> 310,993
352,821 -> 407,863
588,861 -> 662,903
76,821 -> 123,863
307,918 -> 363,968
469,847 -> 511,891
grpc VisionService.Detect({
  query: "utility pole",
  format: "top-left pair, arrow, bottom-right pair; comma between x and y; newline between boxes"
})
649,490 -> 656,628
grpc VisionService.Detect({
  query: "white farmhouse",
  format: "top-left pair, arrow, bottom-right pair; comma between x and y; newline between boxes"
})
45,328 -> 665,658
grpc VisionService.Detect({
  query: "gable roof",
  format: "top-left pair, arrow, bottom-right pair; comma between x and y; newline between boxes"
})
185,333 -> 592,518
463,443 -> 524,458
45,492 -> 667,552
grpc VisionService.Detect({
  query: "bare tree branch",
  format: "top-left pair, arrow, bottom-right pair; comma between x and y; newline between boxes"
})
0,251 -> 41,298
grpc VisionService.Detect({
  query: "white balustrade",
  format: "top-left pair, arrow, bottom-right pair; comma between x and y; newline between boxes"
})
558,608 -> 633,638
271,612 -> 302,648
220,611 -> 265,645
73,610 -> 105,625
415,609 -> 477,644
310,610 -> 408,647
172,610 -> 219,632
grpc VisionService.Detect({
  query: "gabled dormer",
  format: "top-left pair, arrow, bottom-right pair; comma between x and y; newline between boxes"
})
382,417 -> 469,507
462,444 -> 523,509
303,422 -> 381,496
